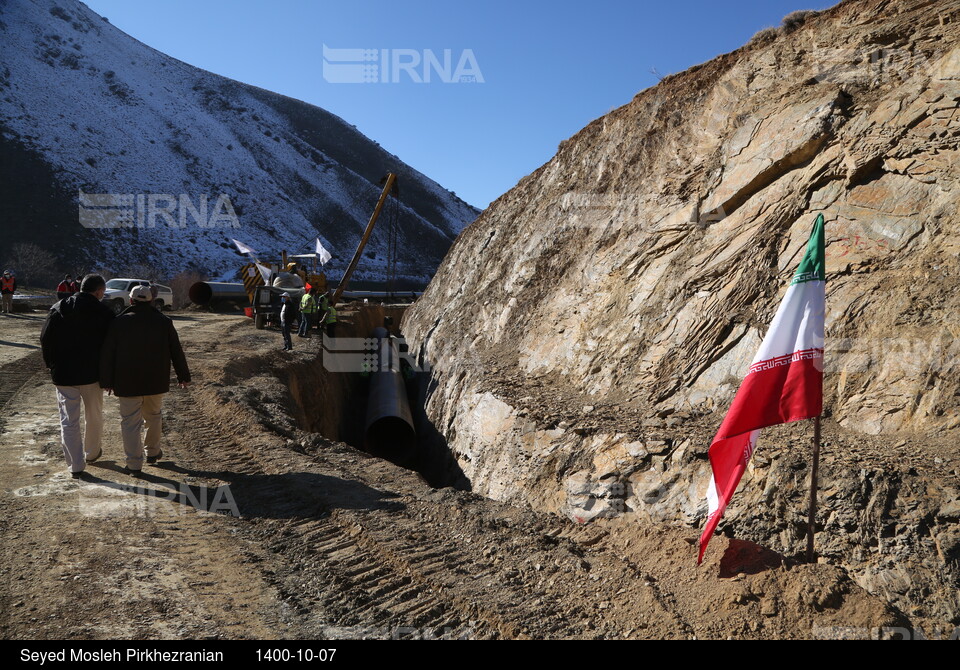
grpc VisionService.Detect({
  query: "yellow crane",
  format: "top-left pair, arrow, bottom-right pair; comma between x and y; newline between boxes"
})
330,172 -> 398,308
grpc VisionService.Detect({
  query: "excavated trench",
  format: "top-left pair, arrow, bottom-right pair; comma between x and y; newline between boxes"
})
211,307 -> 959,629
282,303 -> 465,489
268,306 -> 959,626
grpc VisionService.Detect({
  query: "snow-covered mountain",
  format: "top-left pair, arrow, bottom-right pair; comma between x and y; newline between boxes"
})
0,0 -> 479,283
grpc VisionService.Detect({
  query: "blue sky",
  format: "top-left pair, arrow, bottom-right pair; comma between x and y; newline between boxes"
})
83,0 -> 837,209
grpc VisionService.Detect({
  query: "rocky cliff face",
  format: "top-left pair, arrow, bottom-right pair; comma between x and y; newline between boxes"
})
0,0 -> 478,281
404,0 -> 960,625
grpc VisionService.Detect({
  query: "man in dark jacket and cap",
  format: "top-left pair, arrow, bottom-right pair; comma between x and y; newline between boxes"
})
40,274 -> 114,478
100,285 -> 191,475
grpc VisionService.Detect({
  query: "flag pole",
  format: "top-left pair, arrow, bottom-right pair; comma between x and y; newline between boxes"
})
806,415 -> 822,563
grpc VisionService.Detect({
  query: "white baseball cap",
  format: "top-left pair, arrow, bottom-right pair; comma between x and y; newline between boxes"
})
130,285 -> 153,302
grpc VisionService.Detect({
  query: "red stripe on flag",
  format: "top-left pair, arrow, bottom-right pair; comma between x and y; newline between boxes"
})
697,432 -> 752,564
717,353 -> 822,441
697,354 -> 822,564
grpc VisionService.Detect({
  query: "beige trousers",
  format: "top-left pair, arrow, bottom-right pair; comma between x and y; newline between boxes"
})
55,383 -> 104,473
117,394 -> 164,470
1,293 -> 12,313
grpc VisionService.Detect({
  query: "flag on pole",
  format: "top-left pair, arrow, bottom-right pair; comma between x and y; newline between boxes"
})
315,238 -> 332,265
698,213 -> 825,564
231,238 -> 257,256
255,263 -> 273,284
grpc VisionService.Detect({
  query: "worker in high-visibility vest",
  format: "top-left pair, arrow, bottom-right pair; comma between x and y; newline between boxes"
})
323,302 -> 338,339
298,288 -> 318,338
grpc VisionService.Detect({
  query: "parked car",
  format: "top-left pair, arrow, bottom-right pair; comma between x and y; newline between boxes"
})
102,278 -> 173,314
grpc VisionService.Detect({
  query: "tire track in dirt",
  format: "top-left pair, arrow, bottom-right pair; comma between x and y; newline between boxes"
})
0,315 -> 286,640
167,386 -> 512,638
0,350 -> 44,418
166,367 -> 698,639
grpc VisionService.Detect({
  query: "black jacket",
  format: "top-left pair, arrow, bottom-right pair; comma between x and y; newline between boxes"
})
40,292 -> 115,386
100,303 -> 191,396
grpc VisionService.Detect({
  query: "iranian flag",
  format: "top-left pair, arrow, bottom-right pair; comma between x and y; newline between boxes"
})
697,213 -> 825,564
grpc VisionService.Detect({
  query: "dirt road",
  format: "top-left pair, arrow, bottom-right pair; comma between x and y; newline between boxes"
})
0,310 -> 901,639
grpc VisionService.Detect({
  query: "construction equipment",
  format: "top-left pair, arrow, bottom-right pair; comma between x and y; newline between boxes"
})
331,173 -> 398,308
250,251 -> 328,329
189,252 -> 326,322
234,172 -> 398,328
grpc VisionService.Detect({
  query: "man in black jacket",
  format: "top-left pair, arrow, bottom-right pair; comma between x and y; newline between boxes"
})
39,274 -> 114,478
100,285 -> 191,475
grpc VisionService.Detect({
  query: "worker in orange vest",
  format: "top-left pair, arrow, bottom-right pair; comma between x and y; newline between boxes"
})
0,270 -> 16,314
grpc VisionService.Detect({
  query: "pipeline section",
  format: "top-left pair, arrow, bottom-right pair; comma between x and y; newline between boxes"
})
188,282 -> 249,306
364,327 -> 417,465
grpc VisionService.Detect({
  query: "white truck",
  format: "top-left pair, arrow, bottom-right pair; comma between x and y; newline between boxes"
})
102,278 -> 173,314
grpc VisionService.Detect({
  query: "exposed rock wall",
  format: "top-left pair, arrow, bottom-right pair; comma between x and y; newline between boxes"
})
403,0 -> 960,623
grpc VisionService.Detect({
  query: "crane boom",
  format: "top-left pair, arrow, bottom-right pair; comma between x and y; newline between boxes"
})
331,173 -> 397,308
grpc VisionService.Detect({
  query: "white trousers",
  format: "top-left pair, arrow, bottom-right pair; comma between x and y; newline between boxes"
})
117,394 -> 164,470
55,383 -> 104,473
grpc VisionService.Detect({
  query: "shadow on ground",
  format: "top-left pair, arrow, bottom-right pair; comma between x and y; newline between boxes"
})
81,460 -> 404,520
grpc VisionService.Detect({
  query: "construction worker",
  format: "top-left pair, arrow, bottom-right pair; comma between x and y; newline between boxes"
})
323,301 -> 338,339
298,288 -> 318,338
0,270 -> 15,314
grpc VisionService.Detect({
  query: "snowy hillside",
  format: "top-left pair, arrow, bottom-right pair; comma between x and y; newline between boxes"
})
0,0 -> 479,283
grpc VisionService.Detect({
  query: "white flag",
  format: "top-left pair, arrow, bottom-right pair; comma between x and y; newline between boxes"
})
255,263 -> 273,284
315,238 -> 332,265
231,238 -> 257,255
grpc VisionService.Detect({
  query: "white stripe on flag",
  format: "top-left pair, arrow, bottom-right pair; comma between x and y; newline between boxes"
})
751,280 -> 825,364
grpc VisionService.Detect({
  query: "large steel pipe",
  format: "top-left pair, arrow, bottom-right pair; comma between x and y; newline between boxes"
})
364,327 -> 417,464
189,282 -> 249,306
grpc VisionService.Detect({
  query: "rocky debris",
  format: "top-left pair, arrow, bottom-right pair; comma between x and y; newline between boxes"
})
403,0 -> 960,627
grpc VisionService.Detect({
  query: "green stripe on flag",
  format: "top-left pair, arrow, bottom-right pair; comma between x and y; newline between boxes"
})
791,213 -> 825,285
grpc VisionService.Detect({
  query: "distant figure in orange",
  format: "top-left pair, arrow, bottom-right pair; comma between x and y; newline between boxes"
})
0,270 -> 16,314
